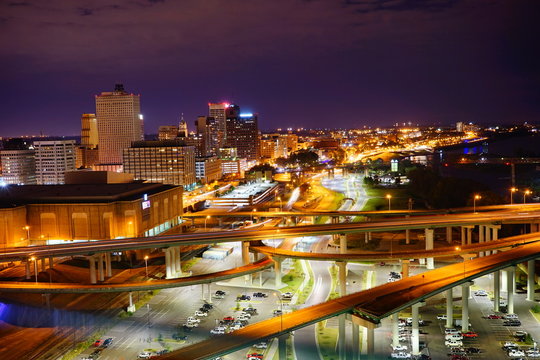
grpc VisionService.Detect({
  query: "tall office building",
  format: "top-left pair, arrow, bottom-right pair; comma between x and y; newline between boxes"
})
34,140 -> 76,184
96,84 -> 143,165
0,138 -> 36,185
178,114 -> 188,138
225,112 -> 260,161
81,113 -> 98,148
123,140 -> 196,189
195,115 -> 220,156
158,125 -> 179,140
208,102 -> 230,149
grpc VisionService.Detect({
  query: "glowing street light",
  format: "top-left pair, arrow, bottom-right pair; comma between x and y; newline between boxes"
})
510,187 -> 518,205
251,209 -> 257,223
23,225 -> 30,240
524,190 -> 531,204
144,255 -> 149,279
277,196 -> 282,212
204,215 -> 211,231
473,194 -> 481,213
386,194 -> 392,211
30,256 -> 38,283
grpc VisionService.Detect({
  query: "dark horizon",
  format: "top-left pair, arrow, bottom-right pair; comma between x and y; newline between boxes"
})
1,0 -> 540,137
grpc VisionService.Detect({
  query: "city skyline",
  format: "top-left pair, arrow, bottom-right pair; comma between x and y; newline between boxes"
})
2,0 -> 540,137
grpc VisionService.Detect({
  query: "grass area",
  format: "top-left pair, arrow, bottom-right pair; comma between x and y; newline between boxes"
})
281,259 -> 306,294
296,260 -> 314,305
61,329 -> 107,360
328,264 -> 340,300
317,321 -> 339,360
361,186 -> 410,211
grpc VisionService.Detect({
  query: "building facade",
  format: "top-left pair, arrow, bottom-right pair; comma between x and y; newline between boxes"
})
34,140 -> 76,184
195,156 -> 222,184
225,113 -> 260,161
96,83 -> 143,165
0,138 -> 36,185
123,140 -> 196,189
158,125 -> 179,140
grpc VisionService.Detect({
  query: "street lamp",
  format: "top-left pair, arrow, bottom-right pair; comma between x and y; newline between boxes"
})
251,209 -> 256,223
204,215 -> 211,231
473,194 -> 481,213
524,190 -> 531,204
30,256 -> 38,283
23,226 -> 30,240
277,196 -> 282,212
273,292 -> 284,332
144,255 -> 149,279
386,194 -> 392,211
510,187 -> 517,205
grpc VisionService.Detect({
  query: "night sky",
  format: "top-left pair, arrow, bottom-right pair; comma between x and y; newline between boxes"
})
1,0 -> 540,136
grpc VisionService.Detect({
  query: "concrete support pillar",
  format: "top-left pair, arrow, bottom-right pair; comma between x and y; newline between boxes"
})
411,302 -> 424,355
491,226 -> 499,255
368,232 -> 372,241
89,256 -> 97,284
338,315 -> 346,360
466,227 -> 472,245
478,225 -> 485,257
507,267 -> 515,314
485,226 -> 492,256
40,258 -> 46,272
419,258 -> 425,265
127,291 -> 136,312
242,241 -> 251,283
278,334 -> 287,360
461,283 -> 470,332
446,288 -> 453,328
405,229 -> 410,245
425,228 -> 434,270
49,256 -> 54,269
366,326 -> 375,359
364,232 -> 369,243
97,254 -> 104,282
401,259 -> 410,278
461,227 -> 466,246
274,257 -> 282,288
494,270 -> 500,312
337,261 -> 347,296
163,248 -> 173,279
339,234 -> 347,254
446,226 -> 452,244
392,313 -> 400,347
528,260 -> 536,301
105,253 -> 112,278
25,261 -> 31,280
352,321 -> 360,360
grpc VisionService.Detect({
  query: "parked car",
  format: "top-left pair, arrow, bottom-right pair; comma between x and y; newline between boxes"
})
138,352 -> 152,359
210,328 -> 225,335
391,344 -> 407,351
273,309 -> 283,316
507,349 -> 526,357
461,331 -> 478,338
93,339 -> 103,347
254,342 -> 268,349
237,294 -> 251,301
503,320 -> 522,326
473,289 -> 488,296
483,314 -> 502,319
465,347 -> 481,354
102,338 -> 113,348
243,307 -> 258,314
186,316 -> 200,323
390,352 -> 411,359
253,292 -> 268,298
281,292 -> 293,300
436,314 -> 447,320
195,310 -> 208,317
446,339 -> 464,347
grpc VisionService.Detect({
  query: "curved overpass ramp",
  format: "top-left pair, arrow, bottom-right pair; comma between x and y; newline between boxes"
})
161,234 -> 540,360
0,257 -> 273,294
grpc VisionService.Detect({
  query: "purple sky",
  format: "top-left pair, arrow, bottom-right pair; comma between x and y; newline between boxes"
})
1,0 -> 539,136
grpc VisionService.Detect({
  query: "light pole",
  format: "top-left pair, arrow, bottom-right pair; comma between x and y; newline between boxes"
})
386,194 -> 392,211
144,255 -> 149,279
30,256 -> 38,283
473,194 -> 481,213
273,292 -> 284,332
524,190 -> 531,204
204,215 -> 211,231
251,209 -> 256,223
455,246 -> 465,279
23,226 -> 30,240
277,196 -> 282,212
510,187 -> 517,205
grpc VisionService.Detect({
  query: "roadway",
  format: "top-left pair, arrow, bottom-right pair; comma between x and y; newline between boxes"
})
0,257 -> 273,293
161,235 -> 540,360
2,208 -> 540,262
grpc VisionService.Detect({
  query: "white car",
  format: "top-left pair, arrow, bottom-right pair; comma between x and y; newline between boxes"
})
527,350 -> 540,358
392,344 -> 408,351
390,352 -> 411,359
445,334 -> 463,340
437,314 -> 447,320
508,349 -> 526,357
474,289 -> 488,296
238,311 -> 252,318
186,316 -> 200,323
398,335 -> 407,342
445,328 -> 459,334
281,292 -> 293,299
445,339 -> 463,347
505,313 -> 519,320
194,310 -> 208,317
254,342 -> 268,349
138,352 -> 152,359
210,328 -> 225,335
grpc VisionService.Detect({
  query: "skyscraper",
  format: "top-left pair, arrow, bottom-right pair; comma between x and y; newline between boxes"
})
195,115 -> 220,156
81,113 -> 98,148
34,140 -> 76,184
0,138 -> 36,185
225,112 -> 260,161
96,84 -> 143,165
208,102 -> 229,149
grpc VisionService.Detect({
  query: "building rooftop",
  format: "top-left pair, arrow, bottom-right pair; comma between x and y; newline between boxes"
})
0,183 -> 178,208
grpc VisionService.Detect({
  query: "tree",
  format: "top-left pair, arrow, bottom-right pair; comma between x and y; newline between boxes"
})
290,150 -> 319,168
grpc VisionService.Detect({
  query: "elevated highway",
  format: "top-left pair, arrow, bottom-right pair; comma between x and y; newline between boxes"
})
161,234 -> 540,360
1,208 -> 539,262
